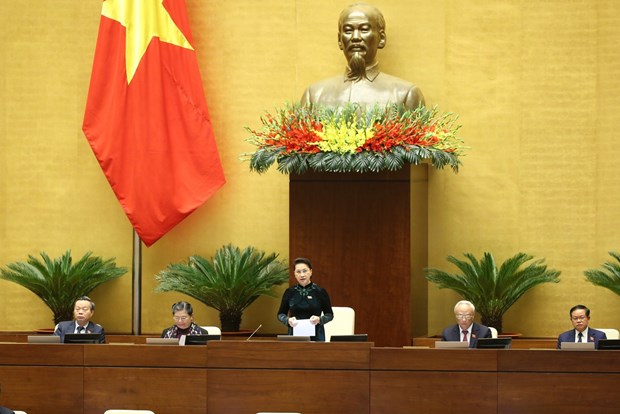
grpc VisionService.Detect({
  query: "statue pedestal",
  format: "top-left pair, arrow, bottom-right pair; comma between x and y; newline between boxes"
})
289,165 -> 428,346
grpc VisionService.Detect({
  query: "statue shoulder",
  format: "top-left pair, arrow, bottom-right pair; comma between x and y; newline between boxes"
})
301,74 -> 346,105
379,72 -> 425,108
304,74 -> 345,93
376,71 -> 419,91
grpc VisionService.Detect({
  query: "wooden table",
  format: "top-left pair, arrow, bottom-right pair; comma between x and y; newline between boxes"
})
206,341 -> 372,414
1,341 -> 620,414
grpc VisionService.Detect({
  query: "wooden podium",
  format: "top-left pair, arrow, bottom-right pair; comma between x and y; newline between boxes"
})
289,164 -> 429,346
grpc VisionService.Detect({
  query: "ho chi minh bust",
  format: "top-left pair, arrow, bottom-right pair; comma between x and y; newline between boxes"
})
301,3 -> 425,110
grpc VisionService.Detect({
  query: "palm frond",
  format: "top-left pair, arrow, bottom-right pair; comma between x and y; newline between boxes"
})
0,250 -> 127,324
155,244 -> 289,331
425,252 -> 560,332
584,251 -> 620,296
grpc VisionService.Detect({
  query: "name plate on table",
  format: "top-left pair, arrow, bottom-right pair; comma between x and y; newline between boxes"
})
435,341 -> 469,349
560,342 -> 595,351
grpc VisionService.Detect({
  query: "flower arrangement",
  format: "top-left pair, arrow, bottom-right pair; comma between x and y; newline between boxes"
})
244,103 -> 464,174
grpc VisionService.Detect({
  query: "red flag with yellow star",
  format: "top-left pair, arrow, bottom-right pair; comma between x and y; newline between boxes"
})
82,0 -> 225,246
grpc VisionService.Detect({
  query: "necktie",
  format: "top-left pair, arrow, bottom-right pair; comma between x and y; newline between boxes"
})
462,330 -> 468,342
578,332 -> 583,343
77,326 -> 85,334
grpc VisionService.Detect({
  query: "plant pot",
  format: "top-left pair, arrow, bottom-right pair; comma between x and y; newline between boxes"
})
498,332 -> 522,339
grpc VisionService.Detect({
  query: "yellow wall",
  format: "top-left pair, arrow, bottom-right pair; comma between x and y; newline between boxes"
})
1,1 -> 619,338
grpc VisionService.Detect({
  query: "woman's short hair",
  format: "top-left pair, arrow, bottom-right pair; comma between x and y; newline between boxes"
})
171,301 -> 193,315
293,257 -> 313,269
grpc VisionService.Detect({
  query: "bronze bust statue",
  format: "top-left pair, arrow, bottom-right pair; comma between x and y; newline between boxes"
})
301,3 -> 425,110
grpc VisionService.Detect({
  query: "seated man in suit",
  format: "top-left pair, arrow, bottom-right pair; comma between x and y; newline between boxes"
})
54,295 -> 106,343
557,304 -> 606,349
442,300 -> 492,348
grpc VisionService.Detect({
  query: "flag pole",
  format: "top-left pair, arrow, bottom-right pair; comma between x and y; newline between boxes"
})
132,229 -> 142,335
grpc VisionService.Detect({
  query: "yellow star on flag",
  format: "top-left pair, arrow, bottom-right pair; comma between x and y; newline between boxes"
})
102,0 -> 194,83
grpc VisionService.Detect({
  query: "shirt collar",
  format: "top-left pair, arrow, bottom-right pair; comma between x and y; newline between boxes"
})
294,282 -> 315,295
576,327 -> 589,338
343,62 -> 380,82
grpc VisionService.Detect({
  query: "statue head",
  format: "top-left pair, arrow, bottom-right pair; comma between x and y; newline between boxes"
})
338,3 -> 386,80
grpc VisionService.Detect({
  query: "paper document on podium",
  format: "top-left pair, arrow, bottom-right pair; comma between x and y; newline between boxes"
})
293,319 -> 315,336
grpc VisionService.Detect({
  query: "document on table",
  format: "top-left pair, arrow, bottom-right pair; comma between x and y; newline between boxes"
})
293,319 -> 315,336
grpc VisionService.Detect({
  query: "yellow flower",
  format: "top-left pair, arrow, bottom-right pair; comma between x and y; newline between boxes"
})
313,116 -> 375,154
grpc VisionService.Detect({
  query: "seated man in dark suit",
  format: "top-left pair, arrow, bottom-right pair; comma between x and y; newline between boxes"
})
53,295 -> 106,343
557,304 -> 606,349
442,300 -> 492,348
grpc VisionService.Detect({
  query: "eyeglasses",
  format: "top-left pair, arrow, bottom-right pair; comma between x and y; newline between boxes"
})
295,269 -> 310,275
571,316 -> 587,321
173,316 -> 189,322
455,314 -> 473,320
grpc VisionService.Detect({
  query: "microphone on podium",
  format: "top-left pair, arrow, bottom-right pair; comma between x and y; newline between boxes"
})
246,324 -> 262,341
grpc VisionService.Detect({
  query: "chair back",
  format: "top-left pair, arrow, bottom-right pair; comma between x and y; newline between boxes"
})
599,328 -> 620,339
104,410 -> 155,414
324,306 -> 355,342
488,327 -> 498,338
201,326 -> 222,335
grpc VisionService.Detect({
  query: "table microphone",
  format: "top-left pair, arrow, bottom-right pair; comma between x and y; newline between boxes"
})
246,324 -> 262,341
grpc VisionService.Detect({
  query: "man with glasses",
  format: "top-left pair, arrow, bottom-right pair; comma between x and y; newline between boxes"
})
441,300 -> 492,348
54,296 -> 106,343
557,304 -> 607,349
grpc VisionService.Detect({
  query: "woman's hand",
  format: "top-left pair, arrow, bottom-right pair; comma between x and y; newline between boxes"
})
288,317 -> 298,327
310,315 -> 321,325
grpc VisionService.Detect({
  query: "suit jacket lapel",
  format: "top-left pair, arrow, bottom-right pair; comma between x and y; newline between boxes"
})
453,324 -> 461,340
471,323 -> 479,339
568,330 -> 576,342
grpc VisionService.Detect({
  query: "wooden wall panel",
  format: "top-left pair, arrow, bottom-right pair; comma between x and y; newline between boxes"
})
0,366 -> 83,414
0,343 -> 83,365
84,343 -> 208,367
371,371 -> 498,414
290,168 -> 412,347
206,340 -> 371,369
498,348 -> 620,372
499,373 -> 620,414
84,367 -> 207,414
370,348 -> 498,414
207,369 -> 369,414
371,347 -> 498,371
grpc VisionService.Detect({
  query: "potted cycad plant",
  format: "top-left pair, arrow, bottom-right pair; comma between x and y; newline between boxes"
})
584,251 -> 620,295
155,244 -> 289,332
0,250 -> 127,325
425,252 -> 561,334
